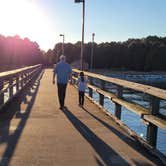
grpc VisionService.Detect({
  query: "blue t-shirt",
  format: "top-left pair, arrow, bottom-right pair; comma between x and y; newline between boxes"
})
53,62 -> 72,84
78,77 -> 88,92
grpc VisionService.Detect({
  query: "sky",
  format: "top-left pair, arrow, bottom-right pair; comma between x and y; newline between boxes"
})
0,0 -> 166,51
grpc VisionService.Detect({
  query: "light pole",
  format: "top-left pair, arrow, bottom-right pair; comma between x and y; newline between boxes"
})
74,0 -> 85,70
60,34 -> 65,55
90,33 -> 95,69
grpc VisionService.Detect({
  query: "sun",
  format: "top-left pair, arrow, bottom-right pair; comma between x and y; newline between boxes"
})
0,0 -> 55,50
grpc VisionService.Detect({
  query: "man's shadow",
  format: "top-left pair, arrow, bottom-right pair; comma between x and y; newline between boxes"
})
61,107 -> 130,166
81,107 -> 164,165
0,70 -> 44,165
61,105 -> 163,166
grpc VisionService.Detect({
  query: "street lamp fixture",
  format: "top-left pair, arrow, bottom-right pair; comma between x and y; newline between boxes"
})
74,0 -> 84,3
74,0 -> 85,70
59,34 -> 65,55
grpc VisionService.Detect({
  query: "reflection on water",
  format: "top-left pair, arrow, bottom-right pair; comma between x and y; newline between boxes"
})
90,70 -> 166,156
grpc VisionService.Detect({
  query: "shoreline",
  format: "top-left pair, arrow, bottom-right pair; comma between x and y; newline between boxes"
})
91,69 -> 166,75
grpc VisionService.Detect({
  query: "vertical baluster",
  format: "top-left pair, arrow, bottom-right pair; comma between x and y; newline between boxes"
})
24,73 -> 27,85
0,79 -> 4,106
9,77 -> 13,99
27,72 -> 30,83
147,96 -> 159,147
88,77 -> 93,98
16,76 -> 19,92
71,72 -> 74,84
73,72 -> 77,85
29,71 -> 32,82
89,88 -> 93,98
21,74 -> 24,88
115,85 -> 123,119
99,80 -> 105,106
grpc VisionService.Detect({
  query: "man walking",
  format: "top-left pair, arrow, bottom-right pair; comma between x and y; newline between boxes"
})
53,55 -> 72,110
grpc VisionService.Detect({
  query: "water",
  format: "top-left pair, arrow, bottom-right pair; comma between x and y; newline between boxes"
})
89,70 -> 166,156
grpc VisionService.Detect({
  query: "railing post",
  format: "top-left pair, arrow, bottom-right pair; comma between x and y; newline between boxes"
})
21,74 -> 24,88
115,85 -> 123,119
30,71 -> 33,81
147,96 -> 159,147
88,77 -> 93,98
71,73 -> 74,85
16,76 -> 19,92
99,80 -> 105,106
0,80 -> 4,106
28,71 -> 31,82
9,78 -> 13,99
72,73 -> 77,85
99,93 -> 104,106
25,73 -> 28,84
24,73 -> 26,85
89,88 -> 93,98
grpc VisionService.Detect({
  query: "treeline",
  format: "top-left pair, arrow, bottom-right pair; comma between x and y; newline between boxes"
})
0,35 -> 166,71
0,34 -> 43,68
46,36 -> 166,71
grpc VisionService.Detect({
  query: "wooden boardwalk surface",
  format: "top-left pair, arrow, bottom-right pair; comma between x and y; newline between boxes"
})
0,69 -> 164,166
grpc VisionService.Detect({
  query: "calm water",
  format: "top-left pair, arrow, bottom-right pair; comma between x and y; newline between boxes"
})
90,70 -> 166,156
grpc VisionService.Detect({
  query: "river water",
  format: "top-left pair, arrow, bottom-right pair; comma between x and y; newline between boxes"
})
89,70 -> 166,156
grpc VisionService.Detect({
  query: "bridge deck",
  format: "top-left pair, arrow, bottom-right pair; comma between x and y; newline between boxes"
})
0,69 -> 163,166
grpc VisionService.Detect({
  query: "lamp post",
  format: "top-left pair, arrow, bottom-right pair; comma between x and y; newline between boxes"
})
90,33 -> 95,69
74,0 -> 85,70
60,34 -> 65,55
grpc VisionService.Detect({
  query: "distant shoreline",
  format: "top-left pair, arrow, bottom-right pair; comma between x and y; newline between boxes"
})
91,69 -> 166,89
90,69 -> 166,75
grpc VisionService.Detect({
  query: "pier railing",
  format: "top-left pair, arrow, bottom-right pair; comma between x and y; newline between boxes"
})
72,69 -> 166,151
0,64 -> 42,110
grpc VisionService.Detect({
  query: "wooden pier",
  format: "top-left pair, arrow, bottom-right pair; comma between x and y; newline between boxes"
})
0,67 -> 165,165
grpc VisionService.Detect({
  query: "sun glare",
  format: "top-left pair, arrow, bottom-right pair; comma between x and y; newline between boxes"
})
0,0 -> 55,50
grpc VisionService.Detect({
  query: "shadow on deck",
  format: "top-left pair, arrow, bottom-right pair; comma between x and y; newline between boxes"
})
0,71 -> 43,165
